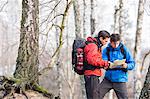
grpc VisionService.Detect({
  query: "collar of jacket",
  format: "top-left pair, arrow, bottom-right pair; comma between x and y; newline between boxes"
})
86,36 -> 102,48
95,37 -> 102,48
108,42 -> 124,51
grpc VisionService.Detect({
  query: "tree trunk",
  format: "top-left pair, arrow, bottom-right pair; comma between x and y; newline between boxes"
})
1,28 -> 9,75
139,51 -> 150,98
114,0 -> 124,36
14,0 -> 39,85
113,4 -> 119,33
54,1 -> 62,98
73,1 -> 86,99
118,0 -> 124,38
73,0 -> 82,39
139,64 -> 150,99
83,0 -> 89,38
133,0 -> 144,98
90,0 -> 95,36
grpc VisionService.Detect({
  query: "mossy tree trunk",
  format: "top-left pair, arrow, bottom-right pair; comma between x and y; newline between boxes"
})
13,0 -> 39,87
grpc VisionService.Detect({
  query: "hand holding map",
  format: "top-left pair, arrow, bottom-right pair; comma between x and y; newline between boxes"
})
109,59 -> 126,68
114,59 -> 126,66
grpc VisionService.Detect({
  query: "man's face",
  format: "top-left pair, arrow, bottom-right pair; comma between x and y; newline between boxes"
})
100,37 -> 109,45
110,41 -> 120,48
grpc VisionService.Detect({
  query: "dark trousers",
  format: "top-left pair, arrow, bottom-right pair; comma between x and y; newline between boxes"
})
97,78 -> 128,99
84,75 -> 100,99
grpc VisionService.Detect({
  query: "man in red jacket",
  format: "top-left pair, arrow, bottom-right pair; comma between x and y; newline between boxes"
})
84,30 -> 110,99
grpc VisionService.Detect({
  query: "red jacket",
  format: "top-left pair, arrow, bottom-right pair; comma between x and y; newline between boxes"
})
84,37 -> 109,76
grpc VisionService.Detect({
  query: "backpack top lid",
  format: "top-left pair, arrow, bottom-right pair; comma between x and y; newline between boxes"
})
86,37 -> 97,43
72,38 -> 86,52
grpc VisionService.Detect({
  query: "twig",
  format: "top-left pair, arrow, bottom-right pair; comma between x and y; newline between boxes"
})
38,0 -> 74,75
39,0 -> 62,27
0,0 -> 8,12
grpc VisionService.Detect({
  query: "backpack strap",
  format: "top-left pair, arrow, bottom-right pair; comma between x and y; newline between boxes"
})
120,44 -> 126,59
106,44 -> 126,61
106,47 -> 110,61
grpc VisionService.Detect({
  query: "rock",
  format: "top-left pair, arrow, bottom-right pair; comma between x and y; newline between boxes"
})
4,90 -> 50,99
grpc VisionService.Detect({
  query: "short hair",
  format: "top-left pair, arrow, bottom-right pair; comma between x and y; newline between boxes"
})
98,30 -> 110,39
110,34 -> 121,42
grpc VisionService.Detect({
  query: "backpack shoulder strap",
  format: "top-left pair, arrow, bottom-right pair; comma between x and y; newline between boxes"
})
106,47 -> 110,61
120,44 -> 126,59
106,44 -> 126,61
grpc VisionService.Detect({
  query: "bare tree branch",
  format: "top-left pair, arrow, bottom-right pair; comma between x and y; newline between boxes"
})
39,21 -> 63,56
40,0 -> 55,6
39,0 -> 62,27
0,0 -> 8,12
39,0 -> 74,75
144,0 -> 150,16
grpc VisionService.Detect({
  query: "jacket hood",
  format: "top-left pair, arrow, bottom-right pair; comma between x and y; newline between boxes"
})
86,37 -> 102,48
87,37 -> 97,42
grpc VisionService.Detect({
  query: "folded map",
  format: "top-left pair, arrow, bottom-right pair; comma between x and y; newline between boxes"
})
109,59 -> 126,68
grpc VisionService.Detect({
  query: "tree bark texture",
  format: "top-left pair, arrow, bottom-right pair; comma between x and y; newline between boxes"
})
73,0 -> 82,39
133,0 -> 144,98
134,0 -> 144,58
90,0 -> 95,36
83,0 -> 89,38
14,0 -> 39,85
114,0 -> 124,36
118,0 -> 124,38
139,64 -> 150,99
113,5 -> 119,33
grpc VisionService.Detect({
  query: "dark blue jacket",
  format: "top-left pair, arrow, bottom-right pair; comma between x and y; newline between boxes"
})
102,43 -> 135,82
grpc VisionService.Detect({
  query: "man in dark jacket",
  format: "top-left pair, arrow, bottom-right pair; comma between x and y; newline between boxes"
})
84,30 -> 110,99
97,34 -> 135,99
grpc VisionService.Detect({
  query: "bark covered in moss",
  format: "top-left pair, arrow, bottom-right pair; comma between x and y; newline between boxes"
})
14,0 -> 39,86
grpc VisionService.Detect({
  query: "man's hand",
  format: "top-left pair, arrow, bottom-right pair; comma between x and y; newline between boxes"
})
108,60 -> 127,69
103,61 -> 110,69
108,61 -> 114,69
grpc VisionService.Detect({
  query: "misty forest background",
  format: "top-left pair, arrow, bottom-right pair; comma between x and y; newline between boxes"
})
0,0 -> 150,99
